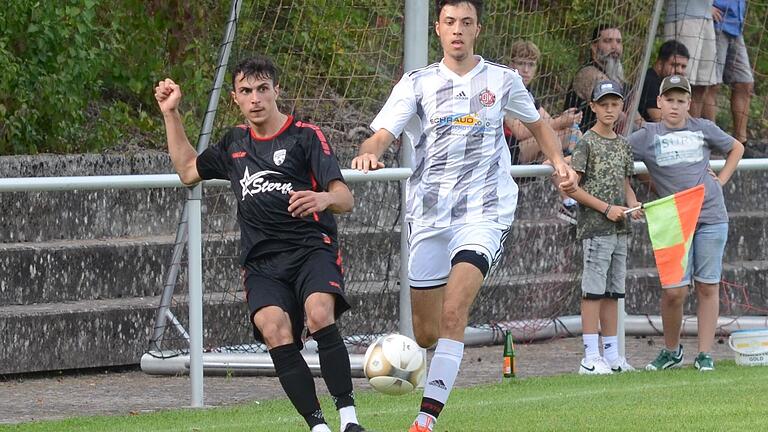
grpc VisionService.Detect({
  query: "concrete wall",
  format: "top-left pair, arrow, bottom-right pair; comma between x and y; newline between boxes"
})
0,152 -> 766,374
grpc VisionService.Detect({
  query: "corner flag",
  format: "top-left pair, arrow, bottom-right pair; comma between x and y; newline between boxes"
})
643,184 -> 705,286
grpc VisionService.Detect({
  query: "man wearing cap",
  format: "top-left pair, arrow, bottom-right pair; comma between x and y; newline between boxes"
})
559,79 -> 642,374
629,74 -> 744,372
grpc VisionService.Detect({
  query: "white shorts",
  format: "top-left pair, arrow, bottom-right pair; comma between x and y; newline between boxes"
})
664,19 -> 718,86
407,221 -> 511,288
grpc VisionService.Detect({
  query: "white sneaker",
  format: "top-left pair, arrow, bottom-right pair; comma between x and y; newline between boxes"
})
578,357 -> 613,375
608,356 -> 635,372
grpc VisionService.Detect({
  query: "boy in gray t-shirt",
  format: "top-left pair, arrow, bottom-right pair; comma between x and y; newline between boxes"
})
629,75 -> 744,372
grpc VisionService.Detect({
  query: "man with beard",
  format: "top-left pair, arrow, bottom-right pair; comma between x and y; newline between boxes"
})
564,24 -> 625,132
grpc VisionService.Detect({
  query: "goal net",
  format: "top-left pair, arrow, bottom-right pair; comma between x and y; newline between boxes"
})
145,0 -> 768,367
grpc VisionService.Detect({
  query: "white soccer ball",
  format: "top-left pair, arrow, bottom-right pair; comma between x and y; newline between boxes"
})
363,333 -> 426,395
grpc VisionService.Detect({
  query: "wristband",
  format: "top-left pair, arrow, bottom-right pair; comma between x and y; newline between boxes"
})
603,205 -> 612,217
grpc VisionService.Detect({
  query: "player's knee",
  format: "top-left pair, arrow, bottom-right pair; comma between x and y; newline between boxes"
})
413,329 -> 438,349
259,321 -> 293,347
305,305 -> 334,333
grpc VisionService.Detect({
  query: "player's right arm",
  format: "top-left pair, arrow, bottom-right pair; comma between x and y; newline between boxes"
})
353,73 -> 417,172
155,78 -> 201,186
351,128 -> 395,172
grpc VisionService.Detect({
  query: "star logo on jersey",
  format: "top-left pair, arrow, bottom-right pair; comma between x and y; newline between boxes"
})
273,149 -> 286,166
478,89 -> 496,107
239,166 -> 293,201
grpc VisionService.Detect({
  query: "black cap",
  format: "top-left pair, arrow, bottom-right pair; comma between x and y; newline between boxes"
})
659,75 -> 692,95
591,80 -> 624,102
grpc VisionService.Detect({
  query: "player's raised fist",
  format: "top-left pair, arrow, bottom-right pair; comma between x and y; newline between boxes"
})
351,153 -> 385,173
154,78 -> 182,114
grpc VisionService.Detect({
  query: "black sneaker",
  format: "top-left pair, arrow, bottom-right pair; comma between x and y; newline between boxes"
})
343,423 -> 367,432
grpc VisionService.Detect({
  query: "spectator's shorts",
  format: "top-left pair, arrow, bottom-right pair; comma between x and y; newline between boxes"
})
665,222 -> 729,289
407,221 -> 510,288
715,31 -> 754,84
664,19 -> 718,86
581,234 -> 628,298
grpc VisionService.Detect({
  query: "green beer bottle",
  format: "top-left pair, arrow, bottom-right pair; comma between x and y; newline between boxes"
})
503,330 -> 516,378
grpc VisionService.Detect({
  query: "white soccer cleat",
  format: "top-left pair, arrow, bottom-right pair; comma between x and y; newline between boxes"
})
578,357 -> 613,375
608,356 -> 635,372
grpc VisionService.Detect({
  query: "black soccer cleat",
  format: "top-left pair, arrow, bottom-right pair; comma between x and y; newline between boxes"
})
343,423 -> 367,432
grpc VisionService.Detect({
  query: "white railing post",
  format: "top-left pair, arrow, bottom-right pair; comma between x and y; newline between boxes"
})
187,184 -> 204,407
399,0 -> 429,339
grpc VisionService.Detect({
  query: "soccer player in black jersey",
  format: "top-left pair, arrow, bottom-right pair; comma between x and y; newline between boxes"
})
155,56 -> 366,432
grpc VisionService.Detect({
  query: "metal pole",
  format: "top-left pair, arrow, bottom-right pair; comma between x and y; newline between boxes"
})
619,0 -> 664,358
187,185 -> 204,407
196,0 -> 242,153
622,0 -> 664,137
399,0 -> 429,338
185,0 -> 241,407
150,203 -> 189,347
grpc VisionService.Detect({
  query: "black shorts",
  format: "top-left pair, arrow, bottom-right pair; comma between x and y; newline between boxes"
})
242,246 -> 350,347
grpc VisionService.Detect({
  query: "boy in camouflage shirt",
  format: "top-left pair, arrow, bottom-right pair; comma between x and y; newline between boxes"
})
564,80 -> 642,374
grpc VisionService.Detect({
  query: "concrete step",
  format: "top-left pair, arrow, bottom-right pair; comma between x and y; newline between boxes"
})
2,260 -> 765,375
3,212 -> 764,306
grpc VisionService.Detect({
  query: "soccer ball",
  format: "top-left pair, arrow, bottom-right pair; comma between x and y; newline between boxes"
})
363,333 -> 426,395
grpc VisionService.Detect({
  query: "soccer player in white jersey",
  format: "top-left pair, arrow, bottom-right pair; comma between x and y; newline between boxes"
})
351,1 -> 576,431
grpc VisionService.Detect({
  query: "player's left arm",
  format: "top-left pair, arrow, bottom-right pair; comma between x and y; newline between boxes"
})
288,180 -> 353,218
524,119 -> 578,192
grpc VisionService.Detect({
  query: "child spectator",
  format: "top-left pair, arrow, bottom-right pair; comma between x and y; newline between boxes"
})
563,80 -> 642,374
630,75 -> 744,371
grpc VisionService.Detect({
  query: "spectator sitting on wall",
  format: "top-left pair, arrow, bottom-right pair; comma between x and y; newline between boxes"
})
564,23 -> 625,132
504,40 -> 582,164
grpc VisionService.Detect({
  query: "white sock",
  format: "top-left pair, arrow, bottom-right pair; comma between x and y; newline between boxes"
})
338,405 -> 358,432
603,336 -> 619,364
416,338 -> 464,429
583,333 -> 600,360
311,424 -> 332,432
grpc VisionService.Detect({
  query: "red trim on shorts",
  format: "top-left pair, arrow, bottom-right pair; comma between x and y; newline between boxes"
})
249,115 -> 294,141
295,120 -> 331,155
336,249 -> 343,274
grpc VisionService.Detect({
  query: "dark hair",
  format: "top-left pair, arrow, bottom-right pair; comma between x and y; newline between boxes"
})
435,0 -> 483,22
657,39 -> 690,62
231,55 -> 279,89
591,23 -> 619,43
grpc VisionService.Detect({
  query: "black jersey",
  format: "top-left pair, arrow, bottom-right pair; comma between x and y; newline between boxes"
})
196,115 -> 345,263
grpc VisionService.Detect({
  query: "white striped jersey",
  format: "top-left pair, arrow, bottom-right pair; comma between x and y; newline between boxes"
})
371,56 -> 540,227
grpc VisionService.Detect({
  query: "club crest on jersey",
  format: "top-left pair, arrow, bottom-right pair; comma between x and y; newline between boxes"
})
273,149 -> 286,166
478,89 -> 496,107
239,166 -> 293,201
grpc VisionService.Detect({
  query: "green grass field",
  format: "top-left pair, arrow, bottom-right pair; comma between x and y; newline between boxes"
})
3,362 -> 766,432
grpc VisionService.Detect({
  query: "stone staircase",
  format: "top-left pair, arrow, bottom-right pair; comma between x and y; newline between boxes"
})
0,152 -> 766,375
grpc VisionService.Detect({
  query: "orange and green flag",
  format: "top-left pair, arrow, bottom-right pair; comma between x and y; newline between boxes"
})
643,184 -> 705,287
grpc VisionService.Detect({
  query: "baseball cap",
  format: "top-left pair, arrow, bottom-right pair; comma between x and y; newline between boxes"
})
659,75 -> 691,95
591,80 -> 624,102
